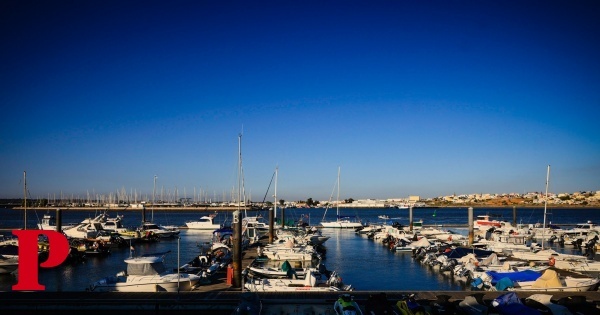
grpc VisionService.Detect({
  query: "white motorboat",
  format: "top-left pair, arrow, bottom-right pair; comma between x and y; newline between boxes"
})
100,214 -> 142,242
510,248 -> 586,262
62,215 -> 107,239
244,268 -> 352,292
247,260 -> 309,279
258,243 -> 319,261
139,222 -> 180,238
321,219 -> 363,229
88,253 -> 202,292
553,257 -> 600,273
471,236 -> 532,254
474,214 -> 504,230
37,212 -> 78,231
186,214 -> 221,230
513,269 -> 600,292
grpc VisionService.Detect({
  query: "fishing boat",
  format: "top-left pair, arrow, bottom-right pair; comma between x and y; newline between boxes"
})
378,215 -> 390,220
88,252 -> 202,292
321,167 -> 363,229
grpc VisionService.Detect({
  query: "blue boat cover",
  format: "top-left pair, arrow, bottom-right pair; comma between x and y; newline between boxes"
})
486,270 -> 541,285
442,247 -> 494,259
495,277 -> 515,291
493,292 -> 542,315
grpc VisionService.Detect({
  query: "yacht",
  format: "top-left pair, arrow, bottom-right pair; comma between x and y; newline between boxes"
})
186,214 -> 221,230
88,253 -> 202,292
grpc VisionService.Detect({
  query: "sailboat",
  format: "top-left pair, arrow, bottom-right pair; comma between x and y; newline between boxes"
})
320,167 -> 363,229
139,175 -> 180,238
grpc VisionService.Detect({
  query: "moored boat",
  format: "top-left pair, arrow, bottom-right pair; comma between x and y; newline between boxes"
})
88,252 -> 202,292
244,267 -> 352,292
185,214 -> 222,230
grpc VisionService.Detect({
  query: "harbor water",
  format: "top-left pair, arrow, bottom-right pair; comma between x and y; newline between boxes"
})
1,206 -> 599,292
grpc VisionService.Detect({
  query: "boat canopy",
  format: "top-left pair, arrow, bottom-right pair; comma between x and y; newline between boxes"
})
442,247 -> 494,259
126,261 -> 166,276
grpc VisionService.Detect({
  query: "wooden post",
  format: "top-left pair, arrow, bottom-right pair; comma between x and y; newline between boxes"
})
232,210 -> 242,288
468,207 -> 474,245
409,205 -> 413,231
56,208 -> 62,233
269,207 -> 274,244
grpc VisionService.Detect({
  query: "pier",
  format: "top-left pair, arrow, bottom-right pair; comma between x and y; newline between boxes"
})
2,237 -> 600,313
1,290 -> 599,314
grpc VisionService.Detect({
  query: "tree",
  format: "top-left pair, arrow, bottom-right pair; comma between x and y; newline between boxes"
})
306,198 -> 315,207
345,198 -> 354,204
279,199 -> 285,206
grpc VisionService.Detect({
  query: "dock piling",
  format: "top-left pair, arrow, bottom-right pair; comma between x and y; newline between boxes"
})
468,207 -> 473,245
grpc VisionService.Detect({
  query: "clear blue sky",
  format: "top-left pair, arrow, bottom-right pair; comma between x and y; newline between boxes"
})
1,1 -> 599,202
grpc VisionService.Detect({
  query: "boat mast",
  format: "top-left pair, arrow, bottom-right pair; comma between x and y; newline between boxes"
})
23,170 -> 27,230
336,166 -> 340,221
238,133 -> 242,216
274,166 -> 278,220
542,165 -> 550,250
152,175 -> 157,222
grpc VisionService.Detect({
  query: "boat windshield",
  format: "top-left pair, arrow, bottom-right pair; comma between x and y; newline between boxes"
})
127,262 -> 166,276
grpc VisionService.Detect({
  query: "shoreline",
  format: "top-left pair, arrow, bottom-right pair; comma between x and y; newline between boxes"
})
4,204 -> 600,211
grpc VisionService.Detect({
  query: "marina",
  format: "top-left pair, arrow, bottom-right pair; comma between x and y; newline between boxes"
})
1,206 -> 600,313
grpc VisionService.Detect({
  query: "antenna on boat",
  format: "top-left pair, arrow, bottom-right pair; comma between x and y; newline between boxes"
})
129,239 -> 134,258
542,165 -> 550,250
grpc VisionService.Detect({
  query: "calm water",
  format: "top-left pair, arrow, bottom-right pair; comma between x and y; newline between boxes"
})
1,206 -> 599,292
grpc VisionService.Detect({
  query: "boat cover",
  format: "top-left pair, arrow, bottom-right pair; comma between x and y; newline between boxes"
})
442,247 -> 493,259
486,270 -> 541,285
492,292 -> 542,315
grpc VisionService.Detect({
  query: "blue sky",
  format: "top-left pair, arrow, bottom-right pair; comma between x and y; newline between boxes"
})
1,1 -> 599,202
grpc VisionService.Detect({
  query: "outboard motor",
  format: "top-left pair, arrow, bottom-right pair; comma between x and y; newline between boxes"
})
558,234 -> 565,246
574,238 -> 584,249
584,235 -> 598,259
441,258 -> 458,272
485,227 -> 495,240
318,262 -> 332,278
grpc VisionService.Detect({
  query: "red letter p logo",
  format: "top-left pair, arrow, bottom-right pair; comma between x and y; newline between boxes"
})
11,230 -> 69,291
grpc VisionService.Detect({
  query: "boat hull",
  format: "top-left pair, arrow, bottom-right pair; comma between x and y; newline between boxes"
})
90,275 -> 200,292
321,221 -> 363,229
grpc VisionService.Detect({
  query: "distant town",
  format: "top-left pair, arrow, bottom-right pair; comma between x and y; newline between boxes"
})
1,190 -> 599,209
